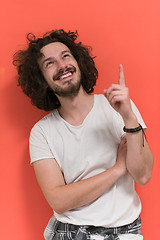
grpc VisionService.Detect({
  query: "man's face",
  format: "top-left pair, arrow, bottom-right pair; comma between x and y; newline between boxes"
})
38,42 -> 81,97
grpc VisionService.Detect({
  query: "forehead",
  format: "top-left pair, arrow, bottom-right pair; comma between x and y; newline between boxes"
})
40,42 -> 71,58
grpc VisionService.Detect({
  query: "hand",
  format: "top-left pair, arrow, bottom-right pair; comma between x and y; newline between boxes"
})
104,64 -> 133,121
115,136 -> 128,176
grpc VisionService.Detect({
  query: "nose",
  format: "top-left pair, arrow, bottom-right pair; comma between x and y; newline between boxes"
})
56,59 -> 67,71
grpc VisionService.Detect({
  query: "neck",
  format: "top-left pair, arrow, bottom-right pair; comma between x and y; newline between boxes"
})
57,87 -> 94,126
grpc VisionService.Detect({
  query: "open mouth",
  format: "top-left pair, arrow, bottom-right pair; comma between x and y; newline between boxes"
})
54,67 -> 76,81
57,70 -> 74,80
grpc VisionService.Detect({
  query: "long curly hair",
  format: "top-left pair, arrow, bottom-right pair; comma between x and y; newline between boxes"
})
13,29 -> 98,111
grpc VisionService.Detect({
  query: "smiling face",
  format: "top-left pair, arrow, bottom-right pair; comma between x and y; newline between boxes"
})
38,42 -> 81,97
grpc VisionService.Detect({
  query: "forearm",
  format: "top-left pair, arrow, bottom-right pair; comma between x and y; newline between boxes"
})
124,113 -> 153,185
34,138 -> 127,215
104,64 -> 153,185
47,165 -> 123,214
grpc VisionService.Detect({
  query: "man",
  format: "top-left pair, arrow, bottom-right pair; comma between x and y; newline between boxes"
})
13,29 -> 153,240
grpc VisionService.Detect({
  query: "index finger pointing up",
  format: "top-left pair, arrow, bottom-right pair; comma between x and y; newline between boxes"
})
119,64 -> 125,86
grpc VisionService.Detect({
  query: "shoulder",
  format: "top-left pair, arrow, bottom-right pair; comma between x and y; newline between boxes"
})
94,94 -> 112,107
94,94 -> 118,115
37,110 -> 57,125
30,110 -> 58,136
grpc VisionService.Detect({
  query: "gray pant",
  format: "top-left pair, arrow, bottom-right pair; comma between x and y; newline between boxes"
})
44,216 -> 142,240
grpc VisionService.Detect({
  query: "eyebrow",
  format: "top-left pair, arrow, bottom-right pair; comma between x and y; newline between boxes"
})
42,57 -> 54,66
42,50 -> 71,66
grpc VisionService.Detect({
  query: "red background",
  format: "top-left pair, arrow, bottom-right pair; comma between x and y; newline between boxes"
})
1,1 -> 159,239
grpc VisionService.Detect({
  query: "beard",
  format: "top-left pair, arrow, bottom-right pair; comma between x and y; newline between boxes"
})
50,66 -> 82,97
52,78 -> 81,97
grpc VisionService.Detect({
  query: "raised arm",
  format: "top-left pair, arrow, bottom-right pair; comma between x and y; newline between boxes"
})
33,137 -> 127,214
104,64 -> 153,185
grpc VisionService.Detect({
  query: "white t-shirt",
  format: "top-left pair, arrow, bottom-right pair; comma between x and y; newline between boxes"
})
29,94 -> 146,227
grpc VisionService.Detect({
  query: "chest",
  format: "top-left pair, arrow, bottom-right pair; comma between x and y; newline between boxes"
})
48,113 -> 119,184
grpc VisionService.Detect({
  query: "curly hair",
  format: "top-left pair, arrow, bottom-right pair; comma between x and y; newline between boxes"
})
13,29 -> 98,111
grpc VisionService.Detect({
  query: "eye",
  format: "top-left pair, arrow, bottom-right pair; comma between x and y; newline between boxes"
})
63,53 -> 71,58
46,61 -> 54,67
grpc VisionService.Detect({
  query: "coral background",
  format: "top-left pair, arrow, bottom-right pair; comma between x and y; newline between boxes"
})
1,0 -> 159,239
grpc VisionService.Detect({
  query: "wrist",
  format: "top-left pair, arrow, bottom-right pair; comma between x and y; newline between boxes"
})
112,163 -> 126,178
123,112 -> 139,128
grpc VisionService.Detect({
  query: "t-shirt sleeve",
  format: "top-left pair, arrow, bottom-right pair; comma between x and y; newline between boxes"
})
29,123 -> 55,164
112,99 -> 147,141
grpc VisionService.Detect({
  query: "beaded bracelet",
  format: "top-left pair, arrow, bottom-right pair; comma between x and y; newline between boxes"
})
123,123 -> 146,147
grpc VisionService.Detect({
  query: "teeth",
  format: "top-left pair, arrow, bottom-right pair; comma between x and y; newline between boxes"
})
60,72 -> 72,80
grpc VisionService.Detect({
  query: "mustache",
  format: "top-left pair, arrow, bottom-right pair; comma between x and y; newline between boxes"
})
53,66 -> 76,80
